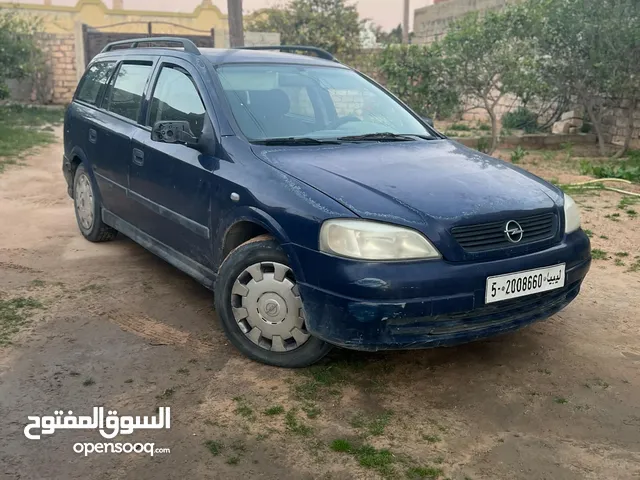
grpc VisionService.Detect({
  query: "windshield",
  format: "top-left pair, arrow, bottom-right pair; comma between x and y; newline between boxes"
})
216,64 -> 435,142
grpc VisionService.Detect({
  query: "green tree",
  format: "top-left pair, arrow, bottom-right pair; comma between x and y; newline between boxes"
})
0,10 -> 44,100
246,0 -> 363,57
530,0 -> 640,157
377,43 -> 458,119
441,8 -> 544,154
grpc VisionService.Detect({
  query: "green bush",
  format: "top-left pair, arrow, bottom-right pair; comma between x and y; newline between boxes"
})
579,155 -> 640,182
502,107 -> 539,133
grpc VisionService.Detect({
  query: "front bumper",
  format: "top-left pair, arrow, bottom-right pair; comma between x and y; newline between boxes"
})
292,230 -> 591,351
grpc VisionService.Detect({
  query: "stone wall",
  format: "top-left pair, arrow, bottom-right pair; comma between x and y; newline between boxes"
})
601,101 -> 640,149
413,0 -> 520,44
47,34 -> 79,104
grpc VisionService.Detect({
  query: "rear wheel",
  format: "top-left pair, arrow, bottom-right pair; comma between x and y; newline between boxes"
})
215,236 -> 332,367
73,163 -> 117,242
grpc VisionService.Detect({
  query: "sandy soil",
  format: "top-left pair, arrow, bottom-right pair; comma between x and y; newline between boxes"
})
1,131 -> 639,480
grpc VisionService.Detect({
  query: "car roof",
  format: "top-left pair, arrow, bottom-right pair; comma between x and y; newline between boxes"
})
92,47 -> 348,69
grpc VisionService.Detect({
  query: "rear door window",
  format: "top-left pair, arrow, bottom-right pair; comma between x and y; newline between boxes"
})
75,61 -> 116,106
105,62 -> 153,122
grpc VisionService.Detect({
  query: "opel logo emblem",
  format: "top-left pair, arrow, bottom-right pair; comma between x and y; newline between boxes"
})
504,220 -> 524,243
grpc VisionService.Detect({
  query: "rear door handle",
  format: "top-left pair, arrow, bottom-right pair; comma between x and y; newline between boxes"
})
88,128 -> 97,144
132,148 -> 145,166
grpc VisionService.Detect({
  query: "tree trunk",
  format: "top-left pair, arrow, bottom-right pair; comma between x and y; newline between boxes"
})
612,99 -> 637,159
227,0 -> 244,48
583,97 -> 607,157
488,107 -> 499,154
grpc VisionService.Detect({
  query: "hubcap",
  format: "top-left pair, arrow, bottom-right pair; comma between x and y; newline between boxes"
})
231,261 -> 310,352
74,173 -> 94,230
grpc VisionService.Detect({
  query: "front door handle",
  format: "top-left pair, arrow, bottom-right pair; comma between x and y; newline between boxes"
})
88,128 -> 97,144
132,148 -> 144,166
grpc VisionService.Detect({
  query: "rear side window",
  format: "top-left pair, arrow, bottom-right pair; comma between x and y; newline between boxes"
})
76,61 -> 115,105
105,63 -> 153,122
148,65 -> 206,137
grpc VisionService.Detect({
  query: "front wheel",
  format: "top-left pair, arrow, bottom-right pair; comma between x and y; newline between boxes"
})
214,236 -> 332,367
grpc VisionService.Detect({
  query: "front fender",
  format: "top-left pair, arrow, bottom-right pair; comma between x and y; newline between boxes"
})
214,207 -> 308,282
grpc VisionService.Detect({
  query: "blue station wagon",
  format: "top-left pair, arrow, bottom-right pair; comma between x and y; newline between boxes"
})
63,38 -> 591,367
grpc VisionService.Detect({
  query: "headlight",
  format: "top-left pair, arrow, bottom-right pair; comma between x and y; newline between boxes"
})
319,219 -> 441,260
564,194 -> 581,233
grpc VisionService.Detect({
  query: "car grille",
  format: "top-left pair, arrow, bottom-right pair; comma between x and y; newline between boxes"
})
451,212 -> 557,252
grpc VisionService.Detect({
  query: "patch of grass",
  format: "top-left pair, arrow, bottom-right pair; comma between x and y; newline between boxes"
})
0,106 -> 63,169
615,258 -> 625,266
30,279 -> 46,287
204,440 -> 223,456
542,151 -> 556,162
331,438 -> 353,452
354,444 -> 395,476
615,252 -> 629,258
510,146 -> 528,164
591,249 -> 607,260
232,396 -> 254,420
448,123 -> 471,131
406,466 -> 444,479
627,259 -> 640,273
538,368 -> 552,375
553,397 -> 568,404
176,367 -> 189,375
476,137 -> 491,154
583,229 -> 593,237
226,456 -> 240,465
0,127 -> 56,169
351,410 -> 393,437
422,434 -> 441,443
294,361 -> 360,400
477,122 -> 491,131
82,378 -> 95,387
263,405 -> 285,416
618,196 -> 639,210
284,409 -> 313,436
301,403 -> 321,419
626,209 -> 637,217
600,235 -> 609,240
0,296 -> 43,346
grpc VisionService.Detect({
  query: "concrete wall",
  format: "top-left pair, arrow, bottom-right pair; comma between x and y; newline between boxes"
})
413,0 -> 520,44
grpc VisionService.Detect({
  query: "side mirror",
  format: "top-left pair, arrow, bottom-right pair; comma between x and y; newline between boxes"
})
420,116 -> 434,127
152,121 -> 199,147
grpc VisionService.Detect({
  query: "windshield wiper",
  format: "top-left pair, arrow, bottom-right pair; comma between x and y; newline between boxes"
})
337,132 -> 417,142
253,137 -> 341,146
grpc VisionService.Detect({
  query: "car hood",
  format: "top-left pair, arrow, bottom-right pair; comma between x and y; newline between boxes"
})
251,139 -> 560,229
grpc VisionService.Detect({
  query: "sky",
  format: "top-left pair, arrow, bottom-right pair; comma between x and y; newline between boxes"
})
18,0 -> 433,30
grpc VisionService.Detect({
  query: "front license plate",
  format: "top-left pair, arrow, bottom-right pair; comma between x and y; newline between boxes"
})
485,264 -> 566,304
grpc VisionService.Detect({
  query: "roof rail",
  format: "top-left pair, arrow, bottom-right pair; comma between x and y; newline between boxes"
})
101,37 -> 201,55
239,45 -> 336,62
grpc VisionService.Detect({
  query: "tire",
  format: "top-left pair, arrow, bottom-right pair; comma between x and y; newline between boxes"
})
215,236 -> 332,368
73,163 -> 117,242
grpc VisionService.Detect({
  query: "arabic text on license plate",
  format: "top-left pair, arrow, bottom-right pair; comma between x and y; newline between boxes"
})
485,264 -> 565,304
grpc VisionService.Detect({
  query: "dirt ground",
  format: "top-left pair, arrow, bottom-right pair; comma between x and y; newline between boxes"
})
1,130 -> 640,480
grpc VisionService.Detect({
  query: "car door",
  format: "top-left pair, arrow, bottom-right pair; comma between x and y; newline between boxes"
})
70,60 -> 120,210
129,57 -> 215,267
97,56 -> 156,224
